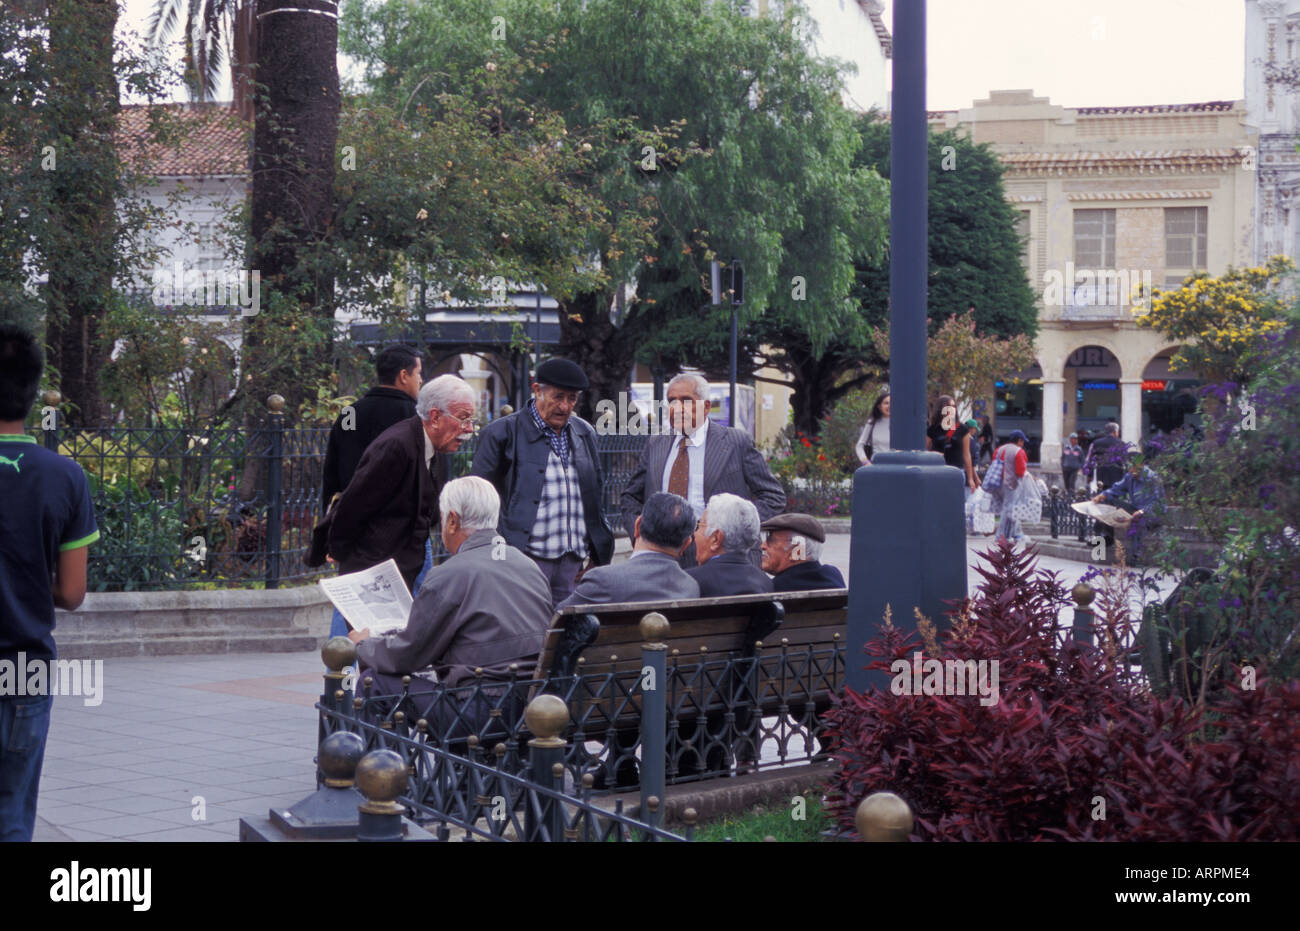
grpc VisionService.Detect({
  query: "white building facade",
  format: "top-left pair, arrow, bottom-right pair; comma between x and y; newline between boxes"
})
1245,0 -> 1300,262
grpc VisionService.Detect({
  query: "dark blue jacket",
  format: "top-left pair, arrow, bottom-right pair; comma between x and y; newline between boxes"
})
471,410 -> 614,566
771,560 -> 845,593
687,550 -> 774,598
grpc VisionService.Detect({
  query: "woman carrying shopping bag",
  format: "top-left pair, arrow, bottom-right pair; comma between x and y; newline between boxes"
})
989,430 -> 1035,545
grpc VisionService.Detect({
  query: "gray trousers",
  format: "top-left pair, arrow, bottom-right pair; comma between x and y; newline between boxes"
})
530,552 -> 584,607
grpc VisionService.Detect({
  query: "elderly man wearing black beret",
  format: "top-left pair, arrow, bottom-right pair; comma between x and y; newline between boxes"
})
471,359 -> 614,606
760,513 -> 845,592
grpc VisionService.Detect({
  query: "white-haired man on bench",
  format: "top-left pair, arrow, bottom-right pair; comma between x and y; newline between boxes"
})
349,476 -> 552,739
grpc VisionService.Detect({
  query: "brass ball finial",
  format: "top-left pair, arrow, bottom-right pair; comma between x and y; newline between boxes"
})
322,636 -> 356,672
319,731 -> 365,787
266,393 -> 286,413
41,389 -> 62,407
355,749 -> 407,812
1072,582 -> 1096,607
524,694 -> 569,746
683,808 -> 697,826
855,792 -> 914,842
639,611 -> 669,644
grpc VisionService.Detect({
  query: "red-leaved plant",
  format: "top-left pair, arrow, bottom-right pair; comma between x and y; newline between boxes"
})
822,540 -> 1300,841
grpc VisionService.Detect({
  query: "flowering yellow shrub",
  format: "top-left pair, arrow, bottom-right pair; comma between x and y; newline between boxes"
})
1135,256 -> 1293,385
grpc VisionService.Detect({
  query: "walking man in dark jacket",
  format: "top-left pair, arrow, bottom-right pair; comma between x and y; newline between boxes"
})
1083,422 -> 1127,492
471,359 -> 614,606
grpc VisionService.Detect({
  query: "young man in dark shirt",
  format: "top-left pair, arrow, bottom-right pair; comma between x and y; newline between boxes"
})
321,345 -> 424,637
321,344 -> 423,511
0,325 -> 98,842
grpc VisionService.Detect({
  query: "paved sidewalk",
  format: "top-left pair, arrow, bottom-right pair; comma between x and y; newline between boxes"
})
33,534 -> 1172,842
33,652 -> 322,842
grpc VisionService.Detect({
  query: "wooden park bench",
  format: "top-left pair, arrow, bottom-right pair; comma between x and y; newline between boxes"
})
531,588 -> 848,785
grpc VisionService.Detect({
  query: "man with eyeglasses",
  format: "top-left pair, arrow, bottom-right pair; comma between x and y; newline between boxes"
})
329,374 -> 477,597
472,359 -> 614,606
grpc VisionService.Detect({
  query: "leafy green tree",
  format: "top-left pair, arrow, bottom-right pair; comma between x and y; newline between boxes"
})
340,0 -> 885,418
0,2 -> 180,424
851,114 -> 1039,340
869,309 -> 1036,419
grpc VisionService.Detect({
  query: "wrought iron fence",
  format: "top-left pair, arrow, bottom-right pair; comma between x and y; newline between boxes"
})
318,696 -> 690,842
37,411 -> 650,591
336,636 -> 841,796
1046,487 -> 1092,541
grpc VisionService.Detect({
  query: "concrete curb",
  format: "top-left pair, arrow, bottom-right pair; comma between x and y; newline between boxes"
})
54,585 -> 332,658
611,761 -> 837,826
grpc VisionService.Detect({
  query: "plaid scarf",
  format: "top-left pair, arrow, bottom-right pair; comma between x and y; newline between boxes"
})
528,398 -> 571,466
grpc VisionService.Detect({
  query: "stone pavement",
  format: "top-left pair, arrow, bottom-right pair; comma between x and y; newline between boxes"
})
33,534 -> 1173,842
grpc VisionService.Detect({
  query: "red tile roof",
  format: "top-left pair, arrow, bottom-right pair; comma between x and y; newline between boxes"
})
117,103 -> 249,178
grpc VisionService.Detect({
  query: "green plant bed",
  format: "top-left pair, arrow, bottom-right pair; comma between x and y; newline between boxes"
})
692,792 -> 829,842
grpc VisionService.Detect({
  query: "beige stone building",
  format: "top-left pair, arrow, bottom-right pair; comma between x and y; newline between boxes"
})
928,91 -> 1257,472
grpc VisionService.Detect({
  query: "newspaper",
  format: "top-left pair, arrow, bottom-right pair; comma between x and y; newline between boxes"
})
1071,501 -> 1135,528
318,559 -> 412,635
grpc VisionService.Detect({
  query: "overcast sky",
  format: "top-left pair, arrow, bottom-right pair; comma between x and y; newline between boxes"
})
120,0 -> 1246,110
880,0 -> 1244,110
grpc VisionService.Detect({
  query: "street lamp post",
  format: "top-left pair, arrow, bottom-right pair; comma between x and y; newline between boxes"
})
845,0 -> 967,693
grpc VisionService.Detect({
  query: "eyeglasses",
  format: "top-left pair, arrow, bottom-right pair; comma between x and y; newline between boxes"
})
439,409 -> 476,427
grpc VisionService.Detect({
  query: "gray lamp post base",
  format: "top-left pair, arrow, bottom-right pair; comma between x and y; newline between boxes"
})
846,451 -> 968,693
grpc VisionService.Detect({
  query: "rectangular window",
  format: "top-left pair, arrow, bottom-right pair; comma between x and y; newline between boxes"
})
1073,209 -> 1115,269
1016,210 -> 1032,274
1164,206 -> 1207,270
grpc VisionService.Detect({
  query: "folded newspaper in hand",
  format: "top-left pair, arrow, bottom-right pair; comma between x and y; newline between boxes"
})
318,559 -> 412,635
1070,501 -> 1133,528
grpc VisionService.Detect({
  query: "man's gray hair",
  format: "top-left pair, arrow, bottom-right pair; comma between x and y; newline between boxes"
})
417,374 -> 476,419
668,372 -> 710,401
1105,422 -> 1120,436
704,493 -> 761,554
439,476 -> 500,533
790,533 -> 823,562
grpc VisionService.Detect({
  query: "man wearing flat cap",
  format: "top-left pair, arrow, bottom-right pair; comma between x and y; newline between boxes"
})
760,513 -> 845,592
472,359 -> 613,606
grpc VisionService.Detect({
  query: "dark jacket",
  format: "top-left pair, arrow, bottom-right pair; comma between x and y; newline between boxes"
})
328,416 -> 450,590
771,560 -> 845,593
1084,434 -> 1127,487
687,550 -> 774,598
557,549 -> 699,610
470,409 -> 614,566
321,386 -> 417,510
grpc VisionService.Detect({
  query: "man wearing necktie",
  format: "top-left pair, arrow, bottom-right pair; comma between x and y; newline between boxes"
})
620,373 -> 785,568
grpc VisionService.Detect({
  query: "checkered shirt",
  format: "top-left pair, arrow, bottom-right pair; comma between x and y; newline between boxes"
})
528,399 -> 571,466
526,448 -> 588,559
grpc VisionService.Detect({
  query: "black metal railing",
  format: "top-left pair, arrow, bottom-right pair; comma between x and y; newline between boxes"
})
334,636 -> 842,798
1047,487 -> 1091,542
318,696 -> 690,842
35,407 -> 649,591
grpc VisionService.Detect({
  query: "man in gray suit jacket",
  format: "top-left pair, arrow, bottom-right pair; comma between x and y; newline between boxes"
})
558,492 -> 699,609
349,477 -> 553,740
620,373 -> 786,567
